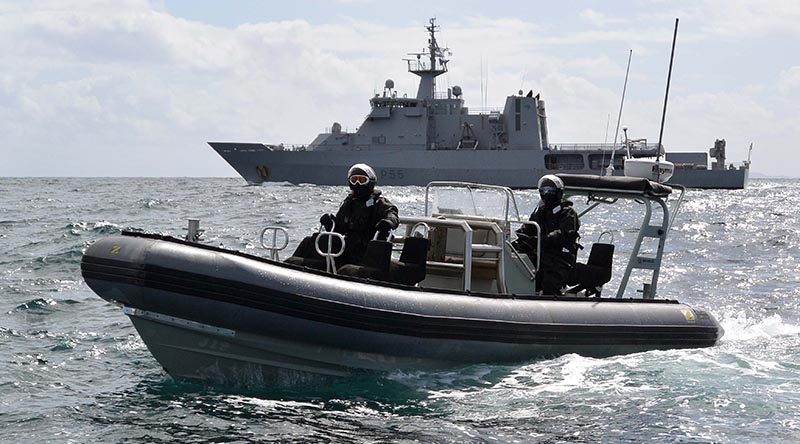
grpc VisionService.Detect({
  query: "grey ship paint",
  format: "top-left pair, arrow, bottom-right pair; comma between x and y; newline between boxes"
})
210,19 -> 749,189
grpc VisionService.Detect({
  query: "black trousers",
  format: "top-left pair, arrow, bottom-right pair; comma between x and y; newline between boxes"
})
536,256 -> 571,296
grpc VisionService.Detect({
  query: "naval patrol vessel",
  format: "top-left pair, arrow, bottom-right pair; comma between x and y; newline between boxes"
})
210,19 -> 749,189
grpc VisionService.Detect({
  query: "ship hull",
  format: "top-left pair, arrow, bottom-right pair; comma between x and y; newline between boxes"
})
209,142 -> 749,189
668,167 -> 749,189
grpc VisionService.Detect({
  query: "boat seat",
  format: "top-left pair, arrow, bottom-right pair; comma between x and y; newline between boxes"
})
566,242 -> 614,297
388,236 -> 429,285
284,233 -> 335,271
337,239 -> 393,281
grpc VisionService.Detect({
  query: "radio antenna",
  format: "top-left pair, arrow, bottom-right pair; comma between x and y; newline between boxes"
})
606,49 -> 632,177
656,18 -> 680,179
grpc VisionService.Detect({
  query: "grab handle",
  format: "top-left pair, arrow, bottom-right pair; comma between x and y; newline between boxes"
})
259,226 -> 289,261
598,231 -> 614,244
315,229 -> 345,274
410,222 -> 430,239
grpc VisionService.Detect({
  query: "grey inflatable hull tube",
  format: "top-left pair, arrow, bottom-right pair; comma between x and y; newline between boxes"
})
81,232 -> 723,384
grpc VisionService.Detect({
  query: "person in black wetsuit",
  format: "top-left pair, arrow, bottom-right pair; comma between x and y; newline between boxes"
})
512,174 -> 580,295
286,163 -> 399,268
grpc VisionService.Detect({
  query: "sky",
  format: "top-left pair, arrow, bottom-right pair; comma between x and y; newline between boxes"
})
1,0 -> 798,177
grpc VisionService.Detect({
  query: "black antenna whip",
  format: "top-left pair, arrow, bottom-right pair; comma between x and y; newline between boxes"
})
656,18 -> 679,169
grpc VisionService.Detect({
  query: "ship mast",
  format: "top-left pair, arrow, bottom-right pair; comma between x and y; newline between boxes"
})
405,18 -> 449,100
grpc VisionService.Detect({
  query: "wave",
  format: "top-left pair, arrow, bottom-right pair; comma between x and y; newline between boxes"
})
33,247 -> 85,267
10,297 -> 59,314
718,313 -> 800,341
137,198 -> 177,209
66,221 -> 125,236
0,327 -> 24,338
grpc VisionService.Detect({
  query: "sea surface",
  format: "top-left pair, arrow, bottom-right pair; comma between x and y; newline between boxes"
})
1,177 -> 799,443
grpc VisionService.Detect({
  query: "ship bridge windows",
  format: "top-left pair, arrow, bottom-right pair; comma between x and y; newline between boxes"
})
370,98 -> 421,108
544,154 -> 585,170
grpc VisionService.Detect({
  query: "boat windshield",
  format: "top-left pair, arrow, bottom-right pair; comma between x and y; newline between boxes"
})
426,183 -> 520,222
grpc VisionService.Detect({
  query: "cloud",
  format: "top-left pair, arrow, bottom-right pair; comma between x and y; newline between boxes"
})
1,1 -> 797,177
777,66 -> 800,92
699,0 -> 800,37
579,9 -> 627,27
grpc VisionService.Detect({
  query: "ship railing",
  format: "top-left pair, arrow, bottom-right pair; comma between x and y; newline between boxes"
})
324,126 -> 353,133
549,143 -> 660,151
729,161 -> 751,170
466,107 -> 503,115
267,144 -> 309,152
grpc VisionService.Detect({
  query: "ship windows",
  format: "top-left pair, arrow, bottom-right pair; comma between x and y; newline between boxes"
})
515,98 -> 521,131
588,154 -> 623,170
544,154 -> 585,170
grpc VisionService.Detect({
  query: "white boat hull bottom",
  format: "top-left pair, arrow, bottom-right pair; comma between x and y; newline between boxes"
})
624,157 -> 675,182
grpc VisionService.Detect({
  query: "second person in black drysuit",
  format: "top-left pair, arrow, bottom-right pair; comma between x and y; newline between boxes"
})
512,174 -> 580,295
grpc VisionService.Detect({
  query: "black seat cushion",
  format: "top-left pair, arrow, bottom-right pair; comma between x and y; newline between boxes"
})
362,240 -> 393,272
566,243 -> 615,296
337,240 -> 393,280
388,237 -> 429,285
284,256 -> 327,271
399,237 -> 429,265
587,243 -> 614,270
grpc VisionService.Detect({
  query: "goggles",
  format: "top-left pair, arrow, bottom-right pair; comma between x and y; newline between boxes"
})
539,186 -> 558,195
349,174 -> 370,186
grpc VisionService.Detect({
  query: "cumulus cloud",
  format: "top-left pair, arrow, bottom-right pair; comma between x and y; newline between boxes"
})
579,9 -> 628,27
0,0 -> 797,176
777,66 -> 800,92
699,0 -> 800,37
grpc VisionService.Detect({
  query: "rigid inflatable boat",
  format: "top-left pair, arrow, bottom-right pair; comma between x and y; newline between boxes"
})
81,174 -> 722,385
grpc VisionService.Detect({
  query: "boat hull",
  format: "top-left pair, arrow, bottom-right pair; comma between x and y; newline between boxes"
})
82,233 -> 723,385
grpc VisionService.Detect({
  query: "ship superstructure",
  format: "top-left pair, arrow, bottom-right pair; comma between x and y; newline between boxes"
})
210,19 -> 748,189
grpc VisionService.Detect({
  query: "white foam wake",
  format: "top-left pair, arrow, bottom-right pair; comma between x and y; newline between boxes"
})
718,313 -> 800,341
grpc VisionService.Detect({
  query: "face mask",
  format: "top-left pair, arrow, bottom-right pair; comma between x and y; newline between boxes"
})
540,191 -> 561,208
352,185 -> 372,200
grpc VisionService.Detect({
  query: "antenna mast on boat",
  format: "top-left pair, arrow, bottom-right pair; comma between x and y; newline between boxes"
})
606,49 -> 633,177
655,18 -> 680,181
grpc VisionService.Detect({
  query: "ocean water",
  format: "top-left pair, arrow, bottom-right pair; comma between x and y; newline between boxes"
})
1,177 -> 799,443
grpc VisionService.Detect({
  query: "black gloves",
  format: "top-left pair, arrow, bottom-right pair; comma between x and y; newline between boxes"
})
543,229 -> 563,247
319,213 -> 336,231
375,219 -> 394,240
512,232 -> 534,253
